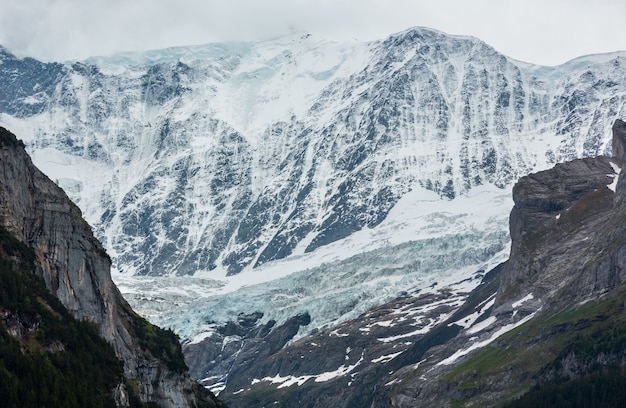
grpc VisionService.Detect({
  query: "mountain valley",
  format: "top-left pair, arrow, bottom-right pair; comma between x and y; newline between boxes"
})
2,27 -> 626,406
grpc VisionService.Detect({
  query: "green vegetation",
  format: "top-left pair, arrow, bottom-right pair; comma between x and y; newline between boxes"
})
506,366 -> 626,407
0,126 -> 25,148
0,226 -> 123,407
118,299 -> 188,373
0,224 -> 219,407
503,293 -> 626,407
443,283 -> 626,407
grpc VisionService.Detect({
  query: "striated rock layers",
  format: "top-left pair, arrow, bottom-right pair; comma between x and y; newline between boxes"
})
501,118 -> 626,305
0,126 -> 222,407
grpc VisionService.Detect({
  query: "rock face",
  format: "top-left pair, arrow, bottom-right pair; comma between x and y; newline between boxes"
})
216,291 -> 465,408
502,156 -> 616,301
498,119 -> 626,307
0,127 -> 221,407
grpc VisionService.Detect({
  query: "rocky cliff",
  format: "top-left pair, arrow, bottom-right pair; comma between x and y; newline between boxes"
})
0,126 -> 222,407
3,32 -> 626,397
498,119 -> 626,306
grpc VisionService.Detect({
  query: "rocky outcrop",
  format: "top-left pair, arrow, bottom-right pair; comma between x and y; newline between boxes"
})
501,156 -> 616,302
612,119 -> 626,166
498,119 -> 626,306
184,312 -> 312,391
201,289 -> 467,407
0,127 -> 221,407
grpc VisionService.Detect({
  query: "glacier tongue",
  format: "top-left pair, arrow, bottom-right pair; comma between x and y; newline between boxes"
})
118,184 -> 513,341
1,27 -> 626,343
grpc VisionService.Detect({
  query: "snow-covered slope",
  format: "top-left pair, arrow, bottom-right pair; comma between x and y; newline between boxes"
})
1,27 -> 626,364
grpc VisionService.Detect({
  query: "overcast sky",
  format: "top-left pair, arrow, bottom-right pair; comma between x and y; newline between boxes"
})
1,0 -> 625,66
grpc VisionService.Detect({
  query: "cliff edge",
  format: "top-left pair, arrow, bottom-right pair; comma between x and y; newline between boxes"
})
0,126 -> 223,407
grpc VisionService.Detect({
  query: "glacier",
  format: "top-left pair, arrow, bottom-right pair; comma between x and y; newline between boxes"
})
1,26 -> 626,382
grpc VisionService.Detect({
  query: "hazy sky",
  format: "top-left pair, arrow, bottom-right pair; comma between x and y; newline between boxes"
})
1,0 -> 625,66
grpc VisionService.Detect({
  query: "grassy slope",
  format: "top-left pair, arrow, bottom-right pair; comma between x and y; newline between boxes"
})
441,283 -> 626,407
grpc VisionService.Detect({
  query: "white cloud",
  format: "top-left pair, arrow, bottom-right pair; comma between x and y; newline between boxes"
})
0,0 -> 625,65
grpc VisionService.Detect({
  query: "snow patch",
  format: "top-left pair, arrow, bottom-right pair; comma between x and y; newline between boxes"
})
252,353 -> 364,389
512,293 -> 534,308
372,351 -> 403,363
451,292 -> 496,329
330,329 -> 349,338
466,316 -> 498,335
377,312 -> 454,343
438,310 -> 539,366
207,382 -> 226,395
608,162 -> 621,192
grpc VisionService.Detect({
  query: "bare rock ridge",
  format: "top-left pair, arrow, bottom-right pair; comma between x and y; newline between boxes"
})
500,118 -> 626,305
0,126 -> 222,407
502,156 -> 615,301
612,118 -> 626,166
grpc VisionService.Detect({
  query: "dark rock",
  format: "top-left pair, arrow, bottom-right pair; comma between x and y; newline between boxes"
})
502,156 -> 616,301
613,119 -> 626,165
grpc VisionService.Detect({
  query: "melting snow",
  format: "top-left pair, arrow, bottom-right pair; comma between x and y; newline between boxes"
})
372,351 -> 403,364
451,292 -> 497,329
330,329 -> 349,338
608,162 -> 621,192
438,310 -> 539,366
207,381 -> 226,395
466,316 -> 498,335
512,293 -> 534,308
377,312 -> 454,343
252,353 -> 364,388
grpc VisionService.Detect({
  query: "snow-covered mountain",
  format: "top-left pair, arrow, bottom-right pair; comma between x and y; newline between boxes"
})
3,28 -> 625,279
2,27 -> 626,398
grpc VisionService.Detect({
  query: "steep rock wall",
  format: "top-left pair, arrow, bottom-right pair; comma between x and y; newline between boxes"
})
0,127 -> 218,407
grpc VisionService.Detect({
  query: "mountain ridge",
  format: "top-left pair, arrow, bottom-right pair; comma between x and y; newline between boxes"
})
2,27 -> 626,405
